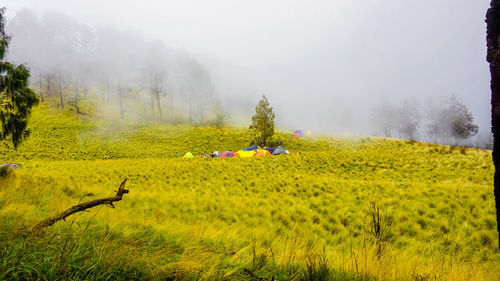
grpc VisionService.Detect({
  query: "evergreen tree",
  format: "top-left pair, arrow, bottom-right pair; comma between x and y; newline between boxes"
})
448,95 -> 478,143
425,95 -> 478,144
249,94 -> 275,145
0,7 -> 39,149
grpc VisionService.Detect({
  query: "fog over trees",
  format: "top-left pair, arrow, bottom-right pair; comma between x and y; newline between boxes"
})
372,95 -> 483,146
6,8 -> 221,124
3,7 -> 490,148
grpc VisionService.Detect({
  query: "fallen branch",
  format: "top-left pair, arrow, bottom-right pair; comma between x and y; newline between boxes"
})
30,179 -> 129,232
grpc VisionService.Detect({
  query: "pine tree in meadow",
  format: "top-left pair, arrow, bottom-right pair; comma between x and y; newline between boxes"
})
249,94 -> 275,146
0,7 -> 39,149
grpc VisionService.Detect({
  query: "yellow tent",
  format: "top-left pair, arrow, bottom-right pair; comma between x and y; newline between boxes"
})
235,150 -> 256,157
183,152 -> 194,158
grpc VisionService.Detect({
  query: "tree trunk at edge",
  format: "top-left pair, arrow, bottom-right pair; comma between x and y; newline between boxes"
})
486,0 -> 500,249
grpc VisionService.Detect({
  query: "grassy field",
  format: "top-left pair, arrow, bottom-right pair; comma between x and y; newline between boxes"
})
0,103 -> 498,280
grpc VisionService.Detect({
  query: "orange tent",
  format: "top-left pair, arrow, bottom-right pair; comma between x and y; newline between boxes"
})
254,150 -> 271,157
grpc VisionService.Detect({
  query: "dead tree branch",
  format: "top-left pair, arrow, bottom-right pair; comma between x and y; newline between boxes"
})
30,179 -> 129,232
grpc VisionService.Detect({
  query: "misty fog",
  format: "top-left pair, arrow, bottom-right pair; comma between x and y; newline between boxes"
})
3,0 -> 492,146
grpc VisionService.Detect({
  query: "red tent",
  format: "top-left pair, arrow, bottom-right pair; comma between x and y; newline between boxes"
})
220,151 -> 235,157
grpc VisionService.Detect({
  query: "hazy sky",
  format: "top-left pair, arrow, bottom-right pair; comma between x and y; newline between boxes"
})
3,0 -> 492,136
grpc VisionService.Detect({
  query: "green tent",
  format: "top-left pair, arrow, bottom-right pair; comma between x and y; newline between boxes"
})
183,152 -> 194,158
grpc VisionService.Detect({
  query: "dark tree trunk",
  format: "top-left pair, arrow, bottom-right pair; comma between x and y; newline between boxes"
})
58,80 -> 64,109
156,89 -> 162,118
38,73 -> 44,102
150,89 -> 155,118
118,87 -> 124,119
47,76 -> 51,95
74,81 -> 81,114
486,0 -> 500,249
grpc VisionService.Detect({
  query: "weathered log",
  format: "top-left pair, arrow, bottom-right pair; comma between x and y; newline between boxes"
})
30,179 -> 129,232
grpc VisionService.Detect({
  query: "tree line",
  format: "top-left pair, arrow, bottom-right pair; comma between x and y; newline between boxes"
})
6,8 -> 223,123
371,94 -> 484,147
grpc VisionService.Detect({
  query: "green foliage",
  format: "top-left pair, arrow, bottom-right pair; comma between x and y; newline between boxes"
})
249,94 -> 275,145
448,95 -> 479,141
426,95 -> 479,143
0,8 -> 39,149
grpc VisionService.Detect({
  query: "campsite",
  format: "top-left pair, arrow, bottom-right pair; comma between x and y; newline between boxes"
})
184,144 -> 290,159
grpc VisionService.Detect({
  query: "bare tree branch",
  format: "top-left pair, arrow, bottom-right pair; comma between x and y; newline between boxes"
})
30,179 -> 129,232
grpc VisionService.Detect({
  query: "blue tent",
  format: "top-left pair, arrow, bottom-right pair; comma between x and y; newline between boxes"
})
272,147 -> 288,155
243,144 -> 259,151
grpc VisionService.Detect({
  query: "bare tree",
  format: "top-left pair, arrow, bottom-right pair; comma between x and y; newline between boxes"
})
56,75 -> 65,108
396,99 -> 421,140
7,8 -> 223,124
425,97 -> 449,143
372,100 -> 421,139
372,103 -> 396,138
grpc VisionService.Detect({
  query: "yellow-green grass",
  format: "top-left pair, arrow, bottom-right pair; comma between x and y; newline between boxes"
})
0,104 -> 498,280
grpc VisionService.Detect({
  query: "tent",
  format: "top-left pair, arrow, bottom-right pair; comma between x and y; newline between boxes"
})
220,151 -> 235,157
264,147 -> 276,154
235,150 -> 256,157
264,146 -> 285,154
254,150 -> 271,157
293,130 -> 303,138
211,151 -> 222,158
306,130 -> 312,136
254,148 -> 270,155
243,144 -> 259,151
183,152 -> 194,158
272,147 -> 289,155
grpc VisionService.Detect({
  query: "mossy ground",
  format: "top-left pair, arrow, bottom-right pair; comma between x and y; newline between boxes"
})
0,103 -> 498,280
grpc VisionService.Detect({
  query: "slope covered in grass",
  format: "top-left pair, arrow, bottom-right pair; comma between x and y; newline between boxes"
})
0,104 -> 498,280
